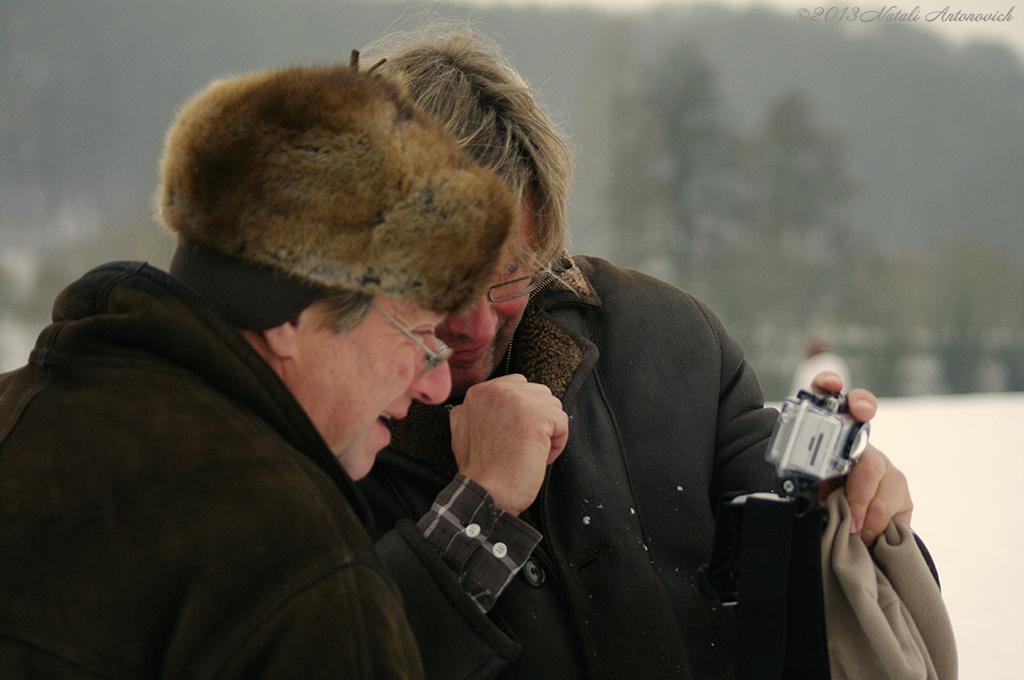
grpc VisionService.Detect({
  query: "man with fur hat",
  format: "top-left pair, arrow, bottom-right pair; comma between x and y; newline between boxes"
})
354,28 -> 938,680
0,57 -> 517,677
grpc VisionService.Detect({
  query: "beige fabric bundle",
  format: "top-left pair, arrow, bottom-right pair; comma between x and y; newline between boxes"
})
822,488 -> 958,679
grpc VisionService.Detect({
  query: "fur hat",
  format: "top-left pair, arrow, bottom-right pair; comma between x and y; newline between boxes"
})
157,55 -> 514,320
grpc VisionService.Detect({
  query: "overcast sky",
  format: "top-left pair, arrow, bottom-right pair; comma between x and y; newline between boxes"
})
467,0 -> 1024,57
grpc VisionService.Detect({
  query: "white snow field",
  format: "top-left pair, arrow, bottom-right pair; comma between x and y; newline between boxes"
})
870,393 -> 1024,680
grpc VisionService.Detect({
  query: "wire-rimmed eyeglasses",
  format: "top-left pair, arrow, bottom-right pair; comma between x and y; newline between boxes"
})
487,274 -> 547,303
371,302 -> 453,378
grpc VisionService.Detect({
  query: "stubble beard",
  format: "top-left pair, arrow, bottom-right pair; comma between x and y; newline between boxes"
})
447,326 -> 516,401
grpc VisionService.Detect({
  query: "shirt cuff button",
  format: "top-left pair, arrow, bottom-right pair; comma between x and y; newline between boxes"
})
465,523 -> 481,538
492,542 -> 508,558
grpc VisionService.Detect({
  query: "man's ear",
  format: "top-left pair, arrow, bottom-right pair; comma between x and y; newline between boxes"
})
261,316 -> 302,361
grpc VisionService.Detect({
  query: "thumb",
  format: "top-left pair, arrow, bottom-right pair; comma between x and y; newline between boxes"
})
547,411 -> 570,465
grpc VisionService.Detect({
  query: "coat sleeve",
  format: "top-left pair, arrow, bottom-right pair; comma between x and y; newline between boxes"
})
374,520 -> 521,680
209,561 -> 425,679
691,295 -> 779,501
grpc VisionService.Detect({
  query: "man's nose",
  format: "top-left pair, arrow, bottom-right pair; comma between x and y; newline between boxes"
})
411,361 -> 452,405
440,295 -> 499,342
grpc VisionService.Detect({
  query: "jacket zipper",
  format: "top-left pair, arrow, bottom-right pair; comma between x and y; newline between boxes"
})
504,276 -> 557,375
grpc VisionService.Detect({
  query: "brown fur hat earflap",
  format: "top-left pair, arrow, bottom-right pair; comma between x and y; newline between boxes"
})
157,56 -> 514,315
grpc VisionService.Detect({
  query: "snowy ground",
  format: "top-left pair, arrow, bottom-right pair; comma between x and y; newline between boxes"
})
869,393 -> 1024,680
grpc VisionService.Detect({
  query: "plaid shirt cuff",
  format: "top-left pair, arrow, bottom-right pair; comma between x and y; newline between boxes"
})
417,474 -> 542,613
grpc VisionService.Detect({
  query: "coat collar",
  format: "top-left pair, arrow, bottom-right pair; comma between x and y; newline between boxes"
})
38,261 -> 373,522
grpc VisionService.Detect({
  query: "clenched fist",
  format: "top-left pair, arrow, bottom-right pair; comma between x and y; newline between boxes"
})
450,374 -> 569,515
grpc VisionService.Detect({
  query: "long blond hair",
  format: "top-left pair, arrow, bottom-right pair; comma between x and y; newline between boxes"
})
364,23 -> 574,271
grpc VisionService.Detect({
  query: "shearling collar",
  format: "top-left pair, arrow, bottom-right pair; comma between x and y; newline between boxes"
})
386,254 -> 598,476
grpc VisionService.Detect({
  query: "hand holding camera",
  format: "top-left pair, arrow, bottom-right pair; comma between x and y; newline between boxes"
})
766,390 -> 871,500
778,372 -> 913,545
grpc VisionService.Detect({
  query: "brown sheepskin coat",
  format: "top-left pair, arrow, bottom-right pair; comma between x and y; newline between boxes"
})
0,262 -> 423,678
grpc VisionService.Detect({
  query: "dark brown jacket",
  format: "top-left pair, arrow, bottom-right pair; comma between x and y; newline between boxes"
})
0,261 -> 423,678
360,256 -> 779,679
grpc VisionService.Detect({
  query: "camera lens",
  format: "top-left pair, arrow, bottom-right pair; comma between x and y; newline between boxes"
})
848,423 -> 870,462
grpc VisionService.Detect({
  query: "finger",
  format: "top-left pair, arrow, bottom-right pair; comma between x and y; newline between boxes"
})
860,466 -> 912,546
448,403 -> 466,431
844,445 -> 886,535
845,388 -> 878,423
547,411 -> 570,465
447,405 -> 469,466
467,374 -> 526,399
810,371 -> 844,395
497,373 -> 528,385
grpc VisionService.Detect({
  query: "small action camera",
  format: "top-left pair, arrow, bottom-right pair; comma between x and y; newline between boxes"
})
766,390 -> 870,485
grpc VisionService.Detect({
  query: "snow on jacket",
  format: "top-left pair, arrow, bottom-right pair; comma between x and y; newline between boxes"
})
360,255 -> 780,679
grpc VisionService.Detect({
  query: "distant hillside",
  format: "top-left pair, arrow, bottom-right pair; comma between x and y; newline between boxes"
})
629,5 -> 1024,258
2,0 -> 1021,393
2,0 -> 1020,261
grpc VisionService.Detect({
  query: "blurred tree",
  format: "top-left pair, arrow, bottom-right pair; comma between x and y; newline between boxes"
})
933,239 -> 1023,393
937,288 -> 983,394
649,45 -> 741,285
735,90 -> 861,333
608,44 -> 740,291
749,91 -> 858,251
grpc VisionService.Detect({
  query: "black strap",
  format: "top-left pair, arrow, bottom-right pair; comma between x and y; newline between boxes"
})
736,496 -> 796,680
699,493 -> 831,680
780,505 -> 830,679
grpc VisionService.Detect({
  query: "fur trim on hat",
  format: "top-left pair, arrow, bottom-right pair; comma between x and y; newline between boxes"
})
157,57 -> 514,314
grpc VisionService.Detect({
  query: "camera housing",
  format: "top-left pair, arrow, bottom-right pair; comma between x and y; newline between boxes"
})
766,390 -> 869,484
